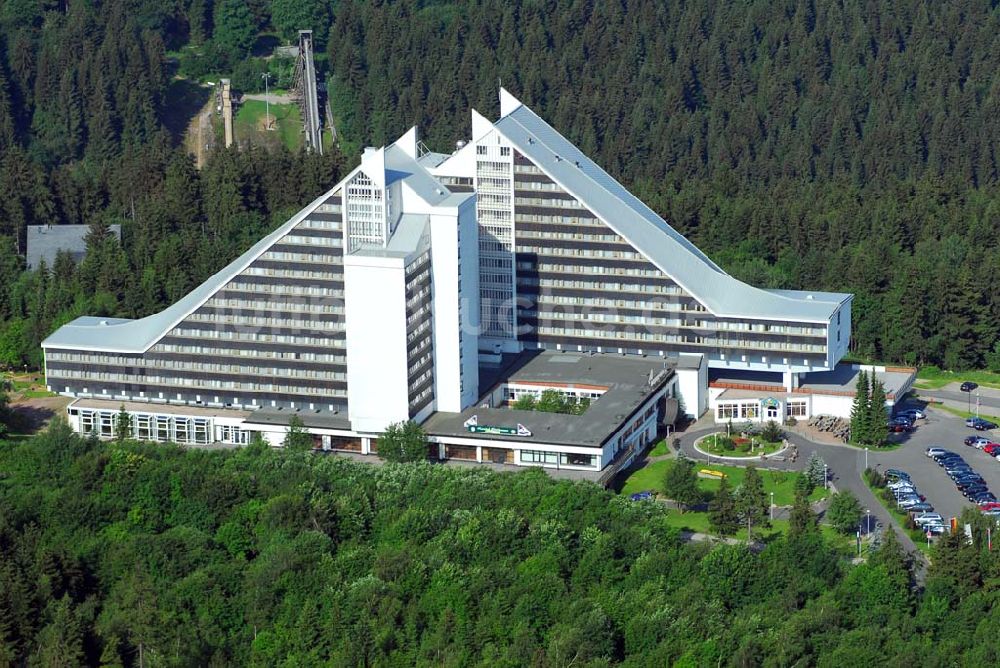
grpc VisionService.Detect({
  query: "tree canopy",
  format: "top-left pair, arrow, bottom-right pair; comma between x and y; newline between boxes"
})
3,422 -> 1000,664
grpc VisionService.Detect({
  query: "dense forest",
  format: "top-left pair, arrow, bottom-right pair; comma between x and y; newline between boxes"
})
1,1 -> 1000,369
2,422 -> 1000,665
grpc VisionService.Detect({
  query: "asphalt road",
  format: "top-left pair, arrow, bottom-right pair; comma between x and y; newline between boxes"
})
919,385 -> 1000,413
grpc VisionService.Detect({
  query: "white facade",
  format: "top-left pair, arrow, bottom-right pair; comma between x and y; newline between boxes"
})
344,253 -> 412,432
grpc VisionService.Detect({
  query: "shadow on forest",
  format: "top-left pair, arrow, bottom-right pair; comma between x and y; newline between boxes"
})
160,78 -> 213,145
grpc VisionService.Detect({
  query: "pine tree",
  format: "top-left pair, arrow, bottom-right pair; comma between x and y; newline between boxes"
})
662,455 -> 702,512
868,376 -> 888,447
805,452 -> 827,488
736,465 -> 769,533
788,487 -> 817,536
283,416 -> 313,451
850,369 -> 870,445
114,405 -> 132,442
708,475 -> 739,535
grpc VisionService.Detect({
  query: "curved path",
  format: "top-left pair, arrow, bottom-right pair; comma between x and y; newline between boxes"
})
675,426 -> 924,566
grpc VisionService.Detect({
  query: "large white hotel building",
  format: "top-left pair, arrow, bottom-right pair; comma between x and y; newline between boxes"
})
42,90 -> 869,476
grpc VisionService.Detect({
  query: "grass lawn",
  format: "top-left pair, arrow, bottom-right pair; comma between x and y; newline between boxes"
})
698,433 -> 783,458
648,439 -> 670,457
234,100 -> 303,151
621,460 -> 828,506
931,402 -> 1000,425
915,367 -> 1000,390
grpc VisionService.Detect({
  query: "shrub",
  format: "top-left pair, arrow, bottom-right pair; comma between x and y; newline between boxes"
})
785,416 -> 798,427
761,420 -> 783,443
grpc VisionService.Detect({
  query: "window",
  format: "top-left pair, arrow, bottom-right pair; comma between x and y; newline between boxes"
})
740,403 -> 759,419
717,403 -> 739,420
786,401 -> 807,417
521,450 -> 559,465
561,452 -> 597,468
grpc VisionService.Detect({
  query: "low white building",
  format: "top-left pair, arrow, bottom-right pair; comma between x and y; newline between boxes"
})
708,364 -> 917,424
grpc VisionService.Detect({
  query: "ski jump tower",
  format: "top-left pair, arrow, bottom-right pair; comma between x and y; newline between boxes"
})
292,30 -> 323,154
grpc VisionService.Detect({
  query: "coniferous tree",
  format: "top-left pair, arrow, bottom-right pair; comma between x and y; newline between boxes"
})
868,377 -> 889,447
736,466 -> 769,532
850,369 -> 870,445
662,455 -> 702,512
788,486 -> 818,536
708,475 -> 739,535
806,452 -> 827,488
114,405 -> 132,442
282,415 -> 313,451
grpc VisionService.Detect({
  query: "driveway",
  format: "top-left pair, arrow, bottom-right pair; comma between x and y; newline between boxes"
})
919,383 -> 1000,413
674,403 -> 1000,573
675,426 -> 920,557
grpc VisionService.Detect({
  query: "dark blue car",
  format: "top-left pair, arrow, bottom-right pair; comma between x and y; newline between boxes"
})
629,490 -> 655,501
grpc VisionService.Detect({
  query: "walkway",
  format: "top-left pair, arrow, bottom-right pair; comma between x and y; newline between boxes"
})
673,424 -> 926,574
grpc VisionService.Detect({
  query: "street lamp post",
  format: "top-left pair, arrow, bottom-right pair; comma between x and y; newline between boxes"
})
865,446 -> 868,470
824,463 -> 828,490
770,491 -> 774,521
261,72 -> 272,131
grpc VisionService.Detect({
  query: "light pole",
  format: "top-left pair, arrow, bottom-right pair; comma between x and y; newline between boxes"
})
824,463 -> 828,490
864,446 -> 868,470
261,72 -> 272,131
770,491 -> 774,520
866,508 -> 870,534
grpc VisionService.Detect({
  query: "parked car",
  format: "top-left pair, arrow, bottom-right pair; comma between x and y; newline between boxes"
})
985,443 -> 1000,456
906,502 -> 934,513
966,417 -> 985,427
914,513 -> 944,526
629,490 -> 655,501
965,436 -> 990,448
975,421 -> 998,431
974,492 -> 998,504
899,497 -> 927,509
946,466 -> 974,477
961,485 -> 989,499
954,473 -> 985,485
961,381 -> 979,392
926,447 -> 947,458
885,469 -> 910,480
925,523 -> 947,535
888,421 -> 913,433
979,502 -> 1000,511
900,408 -> 926,420
936,453 -> 964,464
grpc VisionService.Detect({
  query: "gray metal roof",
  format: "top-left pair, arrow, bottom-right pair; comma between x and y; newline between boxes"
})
43,139 -> 471,355
42,189 -> 339,353
423,350 -> 675,448
493,93 -> 850,323
26,224 -> 121,269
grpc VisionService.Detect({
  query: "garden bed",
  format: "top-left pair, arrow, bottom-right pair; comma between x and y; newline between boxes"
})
695,433 -> 785,458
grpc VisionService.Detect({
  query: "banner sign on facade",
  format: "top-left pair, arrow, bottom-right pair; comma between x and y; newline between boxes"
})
463,414 -> 532,437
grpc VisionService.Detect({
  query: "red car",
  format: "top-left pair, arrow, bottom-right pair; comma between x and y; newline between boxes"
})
984,443 -> 1000,456
979,502 -> 1000,511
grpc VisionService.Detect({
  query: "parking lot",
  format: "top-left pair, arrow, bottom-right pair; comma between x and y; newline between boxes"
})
871,404 -> 1000,522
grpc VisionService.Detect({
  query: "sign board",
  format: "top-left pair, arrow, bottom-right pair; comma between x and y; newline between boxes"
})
761,397 -> 780,409
463,414 -> 532,437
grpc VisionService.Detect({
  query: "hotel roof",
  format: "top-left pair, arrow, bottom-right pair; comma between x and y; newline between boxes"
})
42,139 -> 470,354
491,89 -> 851,324
423,350 -> 677,448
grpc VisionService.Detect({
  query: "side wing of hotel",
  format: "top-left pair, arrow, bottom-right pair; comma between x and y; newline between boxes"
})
42,90 -> 913,477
